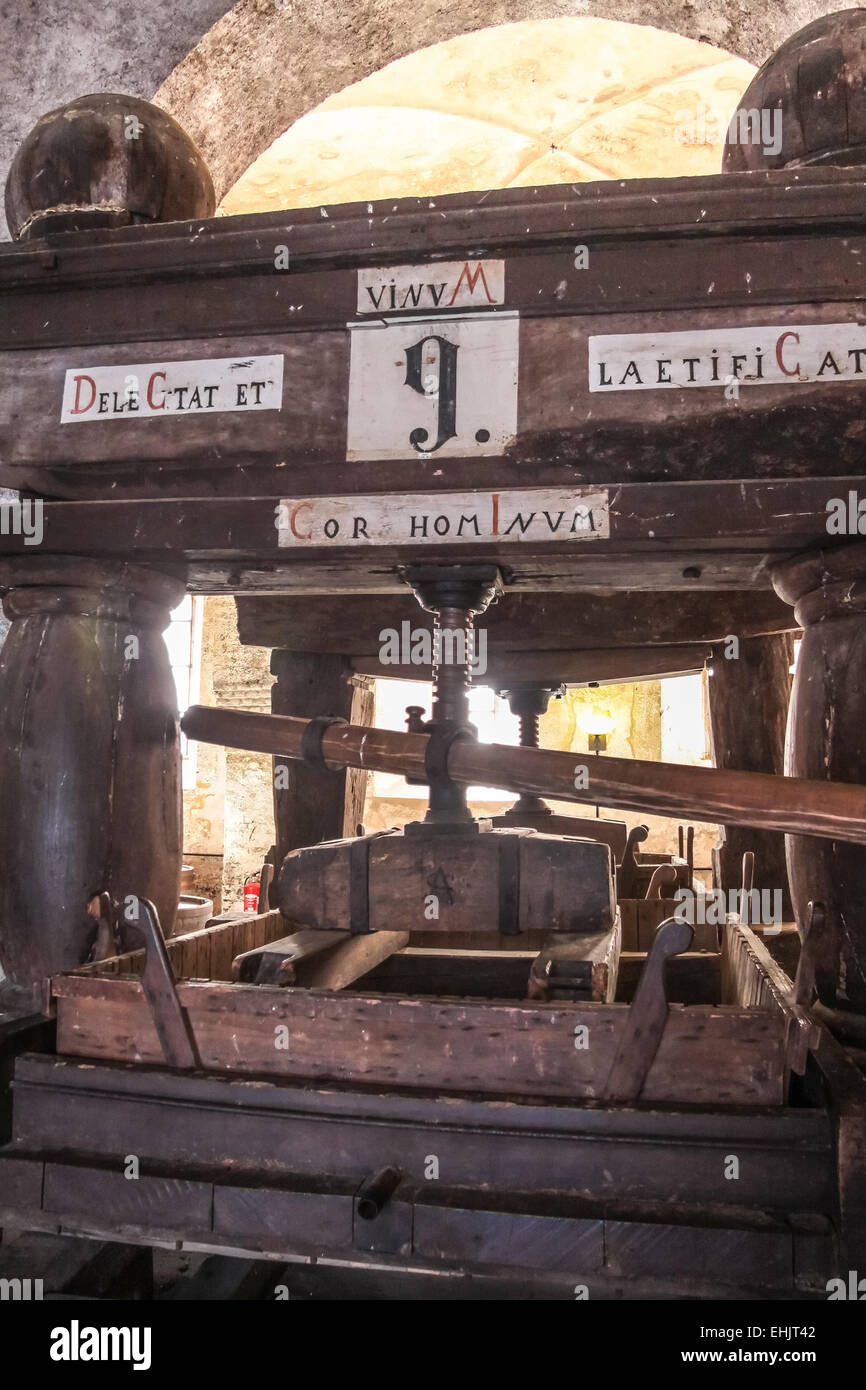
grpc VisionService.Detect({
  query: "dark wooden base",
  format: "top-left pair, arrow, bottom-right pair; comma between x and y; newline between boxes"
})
0,1050 -> 843,1298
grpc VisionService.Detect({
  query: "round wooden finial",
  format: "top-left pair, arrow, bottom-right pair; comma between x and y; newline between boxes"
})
5,93 -> 215,240
724,10 -> 866,171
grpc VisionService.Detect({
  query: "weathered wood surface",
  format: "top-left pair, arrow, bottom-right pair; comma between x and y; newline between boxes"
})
6,1051 -> 836,1208
491,809 -> 628,861
721,919 -> 818,1079
806,1028 -> 866,1269
232,928 -> 409,989
617,952 -> 721,1006
181,704 -> 866,847
0,1231 -> 154,1300
2,170 -> 866,504
354,645 -> 714,688
237,591 -> 797,652
280,827 -> 615,937
5,93 -> 215,241
270,651 -> 373,869
355,947 -> 538,998
0,484 -> 858,597
723,9 -> 866,173
52,973 -> 787,1104
775,542 -> 866,1012
0,559 -> 184,1009
708,634 -> 793,914
528,919 -> 621,1003
72,908 -> 288,981
618,898 -> 685,952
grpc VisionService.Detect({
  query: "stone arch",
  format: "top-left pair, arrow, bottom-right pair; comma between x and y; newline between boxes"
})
155,0 -> 834,202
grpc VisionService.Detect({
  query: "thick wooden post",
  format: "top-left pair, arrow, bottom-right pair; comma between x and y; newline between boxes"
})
0,558 -> 184,1009
774,544 -> 866,1013
270,652 -> 374,866
708,633 -> 794,914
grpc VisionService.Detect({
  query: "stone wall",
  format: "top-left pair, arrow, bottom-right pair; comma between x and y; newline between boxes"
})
182,596 -> 274,913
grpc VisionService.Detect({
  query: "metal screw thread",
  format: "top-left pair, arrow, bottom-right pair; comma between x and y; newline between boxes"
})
432,606 -> 473,726
519,711 -> 540,748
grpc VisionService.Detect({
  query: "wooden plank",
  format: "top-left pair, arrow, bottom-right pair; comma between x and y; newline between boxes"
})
0,481 -> 857,561
528,920 -> 621,1003
4,173 -> 866,505
194,931 -> 212,980
209,923 -> 237,982
636,899 -> 681,951
9,1054 -> 832,1213
0,1232 -> 153,1299
605,1219 -> 793,1289
354,646 -> 713,688
356,947 -> 537,998
44,1163 -> 212,1232
809,1029 -> 866,1270
616,952 -> 721,1005
52,973 -> 787,1105
72,909 -> 288,979
159,1256 -> 279,1301
0,171 -> 865,362
238,591 -> 797,653
233,928 -> 410,989
619,900 -> 639,952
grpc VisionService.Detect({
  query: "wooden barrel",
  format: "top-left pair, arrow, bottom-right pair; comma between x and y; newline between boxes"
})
773,542 -> 866,1013
0,557 -> 185,1008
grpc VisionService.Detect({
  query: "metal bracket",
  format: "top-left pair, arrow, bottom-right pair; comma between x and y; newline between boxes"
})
136,898 -> 201,1070
602,915 -> 693,1102
300,715 -> 348,771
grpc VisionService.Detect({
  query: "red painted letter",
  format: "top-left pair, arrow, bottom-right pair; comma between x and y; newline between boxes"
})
290,502 -> 313,540
70,374 -> 96,414
776,331 -> 801,377
147,371 -> 167,409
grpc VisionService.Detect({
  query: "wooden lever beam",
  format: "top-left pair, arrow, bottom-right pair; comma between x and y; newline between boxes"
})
180,704 -> 866,847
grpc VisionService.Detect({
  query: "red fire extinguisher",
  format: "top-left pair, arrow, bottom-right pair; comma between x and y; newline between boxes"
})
243,873 -> 260,913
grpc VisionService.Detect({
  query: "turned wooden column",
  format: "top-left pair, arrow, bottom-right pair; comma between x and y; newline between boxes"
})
773,544 -> 866,1013
707,633 -> 794,914
270,652 -> 374,867
0,558 -> 185,1008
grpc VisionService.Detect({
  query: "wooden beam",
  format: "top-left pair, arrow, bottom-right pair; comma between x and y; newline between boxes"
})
180,704 -> 866,847
52,973 -> 786,1106
0,482 -> 853,559
352,645 -> 712,688
708,634 -> 794,913
237,591 -> 798,653
232,928 -> 410,989
269,652 -> 373,866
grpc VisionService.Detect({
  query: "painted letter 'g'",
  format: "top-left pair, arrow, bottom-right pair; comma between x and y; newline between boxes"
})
404,335 -> 459,453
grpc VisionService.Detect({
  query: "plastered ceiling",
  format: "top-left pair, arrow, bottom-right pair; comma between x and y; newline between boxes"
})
220,17 -> 756,214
